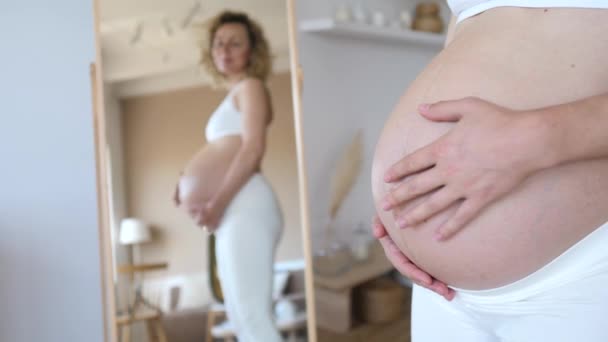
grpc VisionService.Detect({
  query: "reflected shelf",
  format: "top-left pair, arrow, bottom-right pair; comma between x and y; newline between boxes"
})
299,17 -> 446,48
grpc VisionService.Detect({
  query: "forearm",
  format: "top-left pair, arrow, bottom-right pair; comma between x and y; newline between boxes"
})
212,147 -> 262,209
538,93 -> 608,167
444,16 -> 457,48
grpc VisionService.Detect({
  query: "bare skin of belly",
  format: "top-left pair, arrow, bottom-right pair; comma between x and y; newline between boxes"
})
179,136 -> 241,209
372,7 -> 608,290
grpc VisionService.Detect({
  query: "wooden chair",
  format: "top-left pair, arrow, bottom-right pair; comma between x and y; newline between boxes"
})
116,262 -> 169,342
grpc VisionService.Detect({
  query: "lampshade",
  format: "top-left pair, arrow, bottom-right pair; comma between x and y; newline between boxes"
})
119,218 -> 151,245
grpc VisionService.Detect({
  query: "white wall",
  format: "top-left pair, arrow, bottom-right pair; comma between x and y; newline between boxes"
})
296,0 -> 446,247
0,2 -> 104,342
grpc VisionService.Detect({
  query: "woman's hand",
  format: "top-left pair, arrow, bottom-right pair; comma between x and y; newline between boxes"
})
372,214 -> 455,301
382,97 -> 550,241
196,198 -> 227,232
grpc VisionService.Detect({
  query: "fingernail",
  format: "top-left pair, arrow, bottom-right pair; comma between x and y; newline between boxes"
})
384,171 -> 394,183
382,198 -> 393,211
398,217 -> 408,229
434,231 -> 444,241
372,223 -> 382,235
418,278 -> 431,286
418,103 -> 431,112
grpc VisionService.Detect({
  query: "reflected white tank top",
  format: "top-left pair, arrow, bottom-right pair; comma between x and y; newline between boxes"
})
205,84 -> 243,142
448,0 -> 608,22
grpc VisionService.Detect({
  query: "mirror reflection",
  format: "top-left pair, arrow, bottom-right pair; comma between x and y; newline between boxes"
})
98,1 -> 308,341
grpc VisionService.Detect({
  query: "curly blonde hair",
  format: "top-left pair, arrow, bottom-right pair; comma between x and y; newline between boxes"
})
200,11 -> 273,86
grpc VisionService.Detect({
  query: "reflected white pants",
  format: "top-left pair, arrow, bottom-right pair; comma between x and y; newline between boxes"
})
413,220 -> 608,342
215,174 -> 283,342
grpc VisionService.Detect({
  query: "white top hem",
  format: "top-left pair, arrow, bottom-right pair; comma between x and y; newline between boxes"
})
457,0 -> 608,22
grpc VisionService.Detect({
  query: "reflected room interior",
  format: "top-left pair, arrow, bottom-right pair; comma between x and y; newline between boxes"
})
97,0 -> 308,341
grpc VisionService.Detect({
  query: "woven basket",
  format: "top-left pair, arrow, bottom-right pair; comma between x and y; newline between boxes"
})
354,276 -> 406,324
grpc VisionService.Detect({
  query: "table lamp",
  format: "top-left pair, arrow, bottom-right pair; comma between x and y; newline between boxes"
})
119,218 -> 151,246
119,218 -> 153,314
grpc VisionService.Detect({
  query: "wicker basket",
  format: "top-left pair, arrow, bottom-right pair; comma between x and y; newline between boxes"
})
354,276 -> 406,324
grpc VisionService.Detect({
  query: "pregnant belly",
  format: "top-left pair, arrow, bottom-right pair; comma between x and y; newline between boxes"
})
179,137 -> 241,210
372,8 -> 608,290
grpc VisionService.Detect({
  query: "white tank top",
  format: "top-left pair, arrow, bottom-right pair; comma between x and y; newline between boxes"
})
448,0 -> 608,22
205,85 -> 243,142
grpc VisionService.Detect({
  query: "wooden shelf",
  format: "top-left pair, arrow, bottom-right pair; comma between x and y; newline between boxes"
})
299,18 -> 445,48
117,262 -> 168,274
314,242 -> 393,290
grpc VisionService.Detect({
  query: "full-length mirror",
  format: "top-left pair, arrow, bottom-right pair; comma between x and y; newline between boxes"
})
95,1 -> 310,340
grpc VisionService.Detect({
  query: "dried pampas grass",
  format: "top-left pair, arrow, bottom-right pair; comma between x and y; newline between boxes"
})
329,130 -> 363,220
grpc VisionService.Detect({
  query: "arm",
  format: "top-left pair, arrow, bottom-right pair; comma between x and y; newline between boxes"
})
542,92 -> 608,166
382,93 -> 608,240
201,78 -> 271,229
444,15 -> 457,48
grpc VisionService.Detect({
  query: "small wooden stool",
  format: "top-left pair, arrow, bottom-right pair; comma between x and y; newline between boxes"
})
116,309 -> 168,342
116,262 -> 169,342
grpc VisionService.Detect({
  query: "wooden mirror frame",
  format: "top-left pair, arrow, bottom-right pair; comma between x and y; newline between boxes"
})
287,0 -> 317,341
90,0 -> 317,341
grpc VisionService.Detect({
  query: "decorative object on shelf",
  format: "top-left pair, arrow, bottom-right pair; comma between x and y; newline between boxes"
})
350,224 -> 373,262
352,3 -> 369,24
389,19 -> 402,30
313,242 -> 353,276
299,18 -> 447,48
334,4 -> 352,22
412,2 -> 444,33
371,10 -> 387,27
399,10 -> 413,29
354,276 -> 406,324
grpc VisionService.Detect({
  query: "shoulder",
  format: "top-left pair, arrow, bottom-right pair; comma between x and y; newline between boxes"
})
235,77 -> 270,106
238,77 -> 266,95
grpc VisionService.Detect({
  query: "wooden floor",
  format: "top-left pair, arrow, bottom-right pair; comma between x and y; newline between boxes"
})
317,288 -> 412,342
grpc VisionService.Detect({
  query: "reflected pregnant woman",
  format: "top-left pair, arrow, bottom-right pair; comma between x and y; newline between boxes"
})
173,11 -> 283,342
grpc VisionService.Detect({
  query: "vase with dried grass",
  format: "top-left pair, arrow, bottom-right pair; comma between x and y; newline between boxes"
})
313,130 -> 364,276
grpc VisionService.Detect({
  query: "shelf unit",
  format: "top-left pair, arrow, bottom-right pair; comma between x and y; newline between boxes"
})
299,17 -> 445,48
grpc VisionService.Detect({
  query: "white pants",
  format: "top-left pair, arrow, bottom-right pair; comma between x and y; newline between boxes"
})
215,174 -> 283,342
412,220 -> 608,342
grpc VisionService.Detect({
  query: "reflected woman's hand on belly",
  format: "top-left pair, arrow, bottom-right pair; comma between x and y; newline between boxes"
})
382,97 -> 553,241
196,197 -> 228,231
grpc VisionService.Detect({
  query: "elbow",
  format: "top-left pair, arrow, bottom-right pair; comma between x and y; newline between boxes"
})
240,143 -> 265,167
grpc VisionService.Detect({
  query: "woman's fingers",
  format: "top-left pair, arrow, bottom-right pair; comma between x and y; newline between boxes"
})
378,235 -> 431,286
371,215 -> 387,238
379,235 -> 455,300
419,97 -> 482,122
373,214 -> 455,300
395,187 -> 460,229
384,144 -> 435,183
426,279 -> 456,301
435,199 -> 481,241
382,168 -> 443,211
